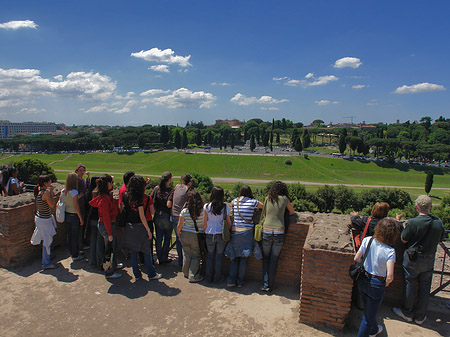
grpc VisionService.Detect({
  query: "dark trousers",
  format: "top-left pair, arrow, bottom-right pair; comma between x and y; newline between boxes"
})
261,233 -> 284,290
65,212 -> 80,258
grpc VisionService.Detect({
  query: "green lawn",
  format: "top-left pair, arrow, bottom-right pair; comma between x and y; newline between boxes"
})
3,151 -> 450,189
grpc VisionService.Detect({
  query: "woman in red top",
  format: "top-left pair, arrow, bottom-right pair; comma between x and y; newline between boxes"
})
89,174 -> 121,279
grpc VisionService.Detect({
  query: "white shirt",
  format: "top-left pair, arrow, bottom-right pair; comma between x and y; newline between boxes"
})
360,236 -> 396,277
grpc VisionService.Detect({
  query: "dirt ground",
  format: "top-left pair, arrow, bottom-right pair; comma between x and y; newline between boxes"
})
0,247 -> 449,337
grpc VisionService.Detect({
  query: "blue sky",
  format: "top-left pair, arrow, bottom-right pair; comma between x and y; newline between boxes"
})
0,1 -> 449,126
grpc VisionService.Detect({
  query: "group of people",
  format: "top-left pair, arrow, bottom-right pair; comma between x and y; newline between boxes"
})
350,197 -> 445,337
0,165 -> 24,196
31,165 -> 295,292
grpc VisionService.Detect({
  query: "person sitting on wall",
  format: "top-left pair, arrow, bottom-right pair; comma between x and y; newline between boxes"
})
393,195 -> 445,326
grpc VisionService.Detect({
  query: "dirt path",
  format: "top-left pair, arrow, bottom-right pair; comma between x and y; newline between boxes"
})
0,247 -> 448,337
53,169 -> 450,191
49,153 -> 73,165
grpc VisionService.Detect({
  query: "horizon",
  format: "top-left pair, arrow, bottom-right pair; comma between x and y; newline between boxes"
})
0,1 -> 449,126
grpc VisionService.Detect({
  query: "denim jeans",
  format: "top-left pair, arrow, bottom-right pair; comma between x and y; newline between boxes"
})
97,221 -> 118,276
357,276 -> 386,337
205,234 -> 226,282
42,245 -> 52,268
402,252 -> 435,320
227,257 -> 248,286
154,212 -> 172,263
261,233 -> 284,289
65,212 -> 80,258
130,250 -> 157,279
180,231 -> 202,280
171,216 -> 183,266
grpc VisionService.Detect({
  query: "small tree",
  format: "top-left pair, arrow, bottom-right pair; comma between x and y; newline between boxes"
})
294,136 -> 303,154
302,129 -> 311,149
174,130 -> 181,150
13,158 -> 57,184
338,133 -> 347,154
425,171 -> 434,195
195,130 -> 202,146
181,130 -> 188,149
250,134 -> 256,152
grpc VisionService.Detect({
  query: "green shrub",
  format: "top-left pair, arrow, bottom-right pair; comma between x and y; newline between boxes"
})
335,185 -> 357,213
12,158 -> 56,184
191,172 -> 214,194
285,159 -> 292,165
303,154 -> 309,160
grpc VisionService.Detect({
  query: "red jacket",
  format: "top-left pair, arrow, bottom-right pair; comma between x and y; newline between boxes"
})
89,194 -> 118,237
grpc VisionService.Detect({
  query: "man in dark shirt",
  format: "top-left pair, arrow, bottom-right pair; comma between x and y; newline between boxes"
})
393,195 -> 445,325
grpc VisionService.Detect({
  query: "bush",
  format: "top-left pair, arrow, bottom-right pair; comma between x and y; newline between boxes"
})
12,158 -> 56,184
303,154 -> 309,160
316,185 -> 335,212
191,172 -> 214,195
335,185 -> 357,213
291,198 -> 316,212
288,183 -> 307,200
285,159 -> 292,165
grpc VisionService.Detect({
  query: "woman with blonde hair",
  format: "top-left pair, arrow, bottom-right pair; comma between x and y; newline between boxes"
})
60,172 -> 84,261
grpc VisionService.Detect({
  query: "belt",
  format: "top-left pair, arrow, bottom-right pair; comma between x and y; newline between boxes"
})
365,272 -> 386,282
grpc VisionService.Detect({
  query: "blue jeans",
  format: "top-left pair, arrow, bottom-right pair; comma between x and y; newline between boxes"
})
97,221 -> 118,276
402,252 -> 435,320
357,277 -> 386,337
89,219 -> 103,268
42,245 -> 52,268
154,212 -> 172,263
171,216 -> 183,266
65,212 -> 80,258
130,250 -> 157,279
261,233 -> 284,289
206,234 -> 226,282
227,257 -> 248,286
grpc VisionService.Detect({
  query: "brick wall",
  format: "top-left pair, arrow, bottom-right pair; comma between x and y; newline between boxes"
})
0,188 -> 66,268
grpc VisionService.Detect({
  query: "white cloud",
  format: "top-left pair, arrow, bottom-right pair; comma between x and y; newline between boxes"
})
131,47 -> 191,67
309,75 -> 339,86
0,20 -> 38,30
211,82 -> 230,86
315,100 -> 331,105
140,89 -> 171,97
53,75 -> 63,81
394,82 -> 446,94
334,57 -> 362,69
261,107 -> 280,111
230,93 -> 288,106
143,88 -> 216,109
273,76 -> 288,81
149,65 -> 169,73
305,73 -> 314,79
285,79 -> 301,86
83,98 -> 137,114
17,107 -> 46,114
115,92 -> 135,100
0,68 -> 116,108
352,84 -> 368,89
139,105 -> 147,109
367,99 -> 378,106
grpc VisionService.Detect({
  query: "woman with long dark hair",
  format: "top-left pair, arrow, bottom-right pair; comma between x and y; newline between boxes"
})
86,175 -> 102,269
6,166 -> 23,195
151,172 -> 173,264
354,218 -> 399,337
260,181 -> 295,292
30,175 -> 58,269
121,175 -> 161,281
89,174 -> 121,279
177,190 -> 204,282
202,186 -> 232,283
60,172 -> 84,261
226,185 -> 263,288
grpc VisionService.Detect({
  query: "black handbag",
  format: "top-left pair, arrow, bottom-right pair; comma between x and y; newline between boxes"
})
349,237 -> 374,281
193,218 -> 207,255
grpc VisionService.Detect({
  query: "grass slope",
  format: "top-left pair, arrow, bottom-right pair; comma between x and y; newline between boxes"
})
2,151 -> 450,189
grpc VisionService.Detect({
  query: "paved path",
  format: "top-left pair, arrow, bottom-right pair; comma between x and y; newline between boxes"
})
53,169 -> 450,191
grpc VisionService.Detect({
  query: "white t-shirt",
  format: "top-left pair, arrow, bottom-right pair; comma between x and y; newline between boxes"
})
7,177 -> 19,194
204,203 -> 229,234
360,236 -> 396,278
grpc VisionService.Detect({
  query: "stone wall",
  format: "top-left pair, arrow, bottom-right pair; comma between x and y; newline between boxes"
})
0,184 -> 66,267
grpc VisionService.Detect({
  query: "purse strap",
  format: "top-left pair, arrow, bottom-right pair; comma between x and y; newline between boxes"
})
193,217 -> 200,234
412,215 -> 433,248
361,237 -> 374,264
236,197 -> 253,223
360,216 -> 372,242
223,204 -> 227,221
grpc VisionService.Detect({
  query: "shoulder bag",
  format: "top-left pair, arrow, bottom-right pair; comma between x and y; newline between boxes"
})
237,197 -> 261,224
56,190 -> 66,223
193,218 -> 207,255
222,204 -> 230,242
349,237 -> 374,281
254,198 -> 267,242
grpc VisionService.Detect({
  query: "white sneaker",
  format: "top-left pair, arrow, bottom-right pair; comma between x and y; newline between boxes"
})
369,325 -> 383,337
149,273 -> 162,281
392,307 -> 413,323
414,316 -> 426,325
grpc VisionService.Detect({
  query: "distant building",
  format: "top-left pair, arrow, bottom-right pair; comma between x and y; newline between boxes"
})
0,120 -> 57,139
215,119 -> 245,128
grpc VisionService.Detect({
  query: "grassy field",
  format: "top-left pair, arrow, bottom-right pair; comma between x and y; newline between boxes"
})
2,151 -> 450,190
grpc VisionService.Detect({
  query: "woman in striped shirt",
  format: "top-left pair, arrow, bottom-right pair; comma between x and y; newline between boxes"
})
226,185 -> 263,288
177,191 -> 204,283
31,175 -> 57,270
